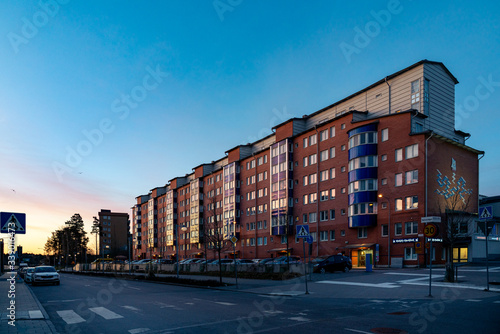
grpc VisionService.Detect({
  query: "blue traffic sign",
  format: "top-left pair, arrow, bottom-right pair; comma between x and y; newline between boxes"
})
479,206 -> 493,221
296,224 -> 310,237
306,235 -> 314,244
1,212 -> 26,234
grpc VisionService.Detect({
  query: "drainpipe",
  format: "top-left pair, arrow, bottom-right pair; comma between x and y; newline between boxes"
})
315,127 -> 320,257
425,131 -> 435,217
385,77 -> 391,114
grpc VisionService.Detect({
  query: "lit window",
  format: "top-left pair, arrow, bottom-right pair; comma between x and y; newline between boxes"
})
406,170 -> 418,184
405,196 -> 418,210
406,144 -> 419,159
395,173 -> 403,187
320,130 -> 328,141
395,148 -> 403,162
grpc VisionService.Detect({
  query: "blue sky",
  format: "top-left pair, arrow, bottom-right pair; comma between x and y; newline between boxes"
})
0,1 -> 499,253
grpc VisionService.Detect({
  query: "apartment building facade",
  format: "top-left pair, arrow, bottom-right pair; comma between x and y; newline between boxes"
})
98,209 -> 130,258
132,60 -> 483,267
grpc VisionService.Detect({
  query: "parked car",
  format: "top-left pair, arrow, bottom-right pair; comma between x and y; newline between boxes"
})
32,266 -> 60,286
258,258 -> 275,265
25,267 -> 35,284
313,255 -> 352,273
18,266 -> 29,279
211,259 -> 234,265
272,256 -> 301,264
235,259 -> 254,264
92,258 -> 114,264
135,259 -> 152,264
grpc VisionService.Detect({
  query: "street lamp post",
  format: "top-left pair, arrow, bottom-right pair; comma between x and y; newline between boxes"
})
378,194 -> 391,268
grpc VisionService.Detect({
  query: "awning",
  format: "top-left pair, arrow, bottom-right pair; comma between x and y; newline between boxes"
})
344,243 -> 375,249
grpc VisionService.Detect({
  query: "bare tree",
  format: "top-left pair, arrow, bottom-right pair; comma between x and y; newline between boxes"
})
203,191 -> 231,284
436,189 -> 475,282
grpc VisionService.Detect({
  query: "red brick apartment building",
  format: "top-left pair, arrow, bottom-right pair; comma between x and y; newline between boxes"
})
132,60 -> 483,268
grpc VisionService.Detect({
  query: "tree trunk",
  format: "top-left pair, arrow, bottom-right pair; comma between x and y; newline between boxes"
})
217,248 -> 222,284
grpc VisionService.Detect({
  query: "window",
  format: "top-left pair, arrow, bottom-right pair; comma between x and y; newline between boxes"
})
309,193 -> 317,203
330,209 -> 335,220
405,196 -> 418,210
281,235 -> 287,244
395,198 -> 403,211
309,173 -> 317,184
382,224 -> 388,237
395,173 -> 403,187
406,144 -> 418,159
405,247 -> 417,260
330,168 -> 336,179
303,137 -> 308,148
405,221 -> 418,235
358,227 -> 367,238
310,232 -> 317,242
340,230 -> 345,236
303,195 -> 309,205
309,134 -> 317,146
320,190 -> 329,201
309,212 -> 317,223
303,157 -> 308,167
330,230 -> 335,240
320,129 -> 328,141
330,189 -> 336,199
411,79 -> 420,111
341,144 -> 346,151
320,210 -> 328,221
320,150 -> 329,161
309,154 -> 317,165
303,176 -> 309,186
341,166 -> 346,173
395,223 -> 402,236
381,128 -> 388,141
341,209 -> 346,215
395,148 -> 403,162
320,231 -> 328,241
331,126 -> 336,137
381,178 -> 387,185
341,187 -> 346,194
303,214 -> 308,223
330,147 -> 336,159
320,170 -> 328,181
341,123 -> 345,130
406,170 -> 418,184
381,154 -> 387,161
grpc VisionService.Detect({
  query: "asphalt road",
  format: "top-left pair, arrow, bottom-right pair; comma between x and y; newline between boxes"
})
30,267 -> 500,334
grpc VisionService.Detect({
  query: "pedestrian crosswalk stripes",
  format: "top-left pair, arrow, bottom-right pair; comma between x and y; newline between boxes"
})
89,306 -> 124,320
57,310 -> 86,324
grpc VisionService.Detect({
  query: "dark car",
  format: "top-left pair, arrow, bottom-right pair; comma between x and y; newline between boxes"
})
313,255 -> 352,273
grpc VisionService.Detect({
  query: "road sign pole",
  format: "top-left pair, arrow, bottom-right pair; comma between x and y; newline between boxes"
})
428,238 -> 433,297
302,238 -> 309,294
485,221 -> 490,291
233,241 -> 238,289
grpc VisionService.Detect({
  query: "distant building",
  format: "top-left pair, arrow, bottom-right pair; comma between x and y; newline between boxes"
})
132,60 -> 485,267
98,210 -> 130,258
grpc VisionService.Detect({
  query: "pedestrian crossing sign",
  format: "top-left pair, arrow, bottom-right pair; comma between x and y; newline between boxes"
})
1,212 -> 26,234
296,225 -> 310,238
479,206 -> 493,221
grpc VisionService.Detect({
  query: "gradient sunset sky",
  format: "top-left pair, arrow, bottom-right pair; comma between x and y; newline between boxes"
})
1,1 -> 499,254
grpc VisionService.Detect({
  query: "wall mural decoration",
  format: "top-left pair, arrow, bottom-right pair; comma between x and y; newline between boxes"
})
435,169 -> 473,203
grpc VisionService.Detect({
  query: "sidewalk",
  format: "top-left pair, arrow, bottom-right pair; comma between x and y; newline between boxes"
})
0,272 -> 56,334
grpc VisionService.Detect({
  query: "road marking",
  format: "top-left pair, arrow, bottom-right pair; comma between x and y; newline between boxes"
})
47,299 -> 83,303
89,307 -> 124,320
128,287 -> 141,290
466,299 -> 481,302
29,310 -> 43,319
57,310 -> 86,324
214,302 -> 236,306
384,273 -> 428,276
185,302 -> 194,305
129,328 -> 150,334
122,306 -> 141,311
288,316 -> 309,322
344,328 -> 372,334
317,281 -> 400,288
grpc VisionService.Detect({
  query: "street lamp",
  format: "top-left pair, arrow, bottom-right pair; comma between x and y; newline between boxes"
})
181,224 -> 188,260
378,194 -> 391,267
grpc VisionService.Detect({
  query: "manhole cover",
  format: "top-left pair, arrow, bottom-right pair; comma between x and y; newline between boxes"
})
371,328 -> 408,334
387,311 -> 410,315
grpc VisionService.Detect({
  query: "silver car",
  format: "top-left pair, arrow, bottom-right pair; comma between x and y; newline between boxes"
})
24,267 -> 35,284
32,266 -> 60,286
